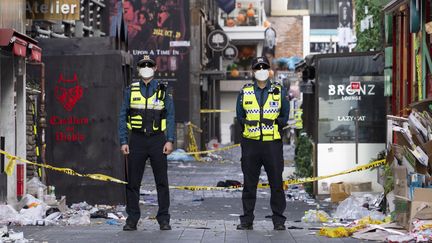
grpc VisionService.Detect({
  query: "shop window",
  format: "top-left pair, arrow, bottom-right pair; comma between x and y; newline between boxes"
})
287,0 -> 308,10
225,45 -> 256,79
221,0 -> 263,27
311,0 -> 338,15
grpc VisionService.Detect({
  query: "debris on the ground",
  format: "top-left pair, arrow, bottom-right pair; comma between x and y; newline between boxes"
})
139,189 -> 157,195
167,149 -> 195,162
66,210 -> 91,225
177,162 -> 197,168
216,180 -> 241,187
139,199 -> 158,206
333,195 -> 385,221
1,226 -> 30,242
192,197 -> 204,202
319,216 -> 390,238
106,219 -> 122,226
301,209 -> 330,223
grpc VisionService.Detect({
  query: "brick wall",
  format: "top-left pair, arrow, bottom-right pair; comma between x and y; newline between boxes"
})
267,16 -> 303,58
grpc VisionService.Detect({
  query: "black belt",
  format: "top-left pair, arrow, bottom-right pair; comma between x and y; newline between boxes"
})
131,128 -> 163,136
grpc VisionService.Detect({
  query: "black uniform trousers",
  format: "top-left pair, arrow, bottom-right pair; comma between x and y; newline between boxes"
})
240,137 -> 286,225
126,132 -> 170,225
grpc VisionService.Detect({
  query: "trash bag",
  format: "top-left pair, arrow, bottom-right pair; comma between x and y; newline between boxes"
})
19,204 -> 46,225
45,208 -> 60,217
90,210 -> 108,219
167,149 -> 195,162
333,196 -> 370,220
26,177 -> 47,197
67,211 -> 91,225
0,205 -> 19,224
17,194 -> 43,210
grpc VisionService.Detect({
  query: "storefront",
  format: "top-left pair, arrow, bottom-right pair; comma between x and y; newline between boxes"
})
303,52 -> 386,194
0,28 -> 42,203
384,0 -> 432,114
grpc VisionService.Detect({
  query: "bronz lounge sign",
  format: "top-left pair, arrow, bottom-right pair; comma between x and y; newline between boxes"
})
26,0 -> 80,20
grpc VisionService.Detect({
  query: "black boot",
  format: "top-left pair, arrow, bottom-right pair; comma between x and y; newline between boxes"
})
236,223 -> 253,230
273,224 -> 286,230
159,221 -> 172,230
123,222 -> 137,231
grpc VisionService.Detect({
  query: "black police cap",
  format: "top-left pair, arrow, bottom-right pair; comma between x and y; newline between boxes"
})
251,56 -> 270,70
137,55 -> 156,67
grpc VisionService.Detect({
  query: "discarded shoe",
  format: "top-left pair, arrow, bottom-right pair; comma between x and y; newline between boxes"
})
159,222 -> 172,230
123,223 -> 137,231
274,224 -> 286,230
236,223 -> 253,230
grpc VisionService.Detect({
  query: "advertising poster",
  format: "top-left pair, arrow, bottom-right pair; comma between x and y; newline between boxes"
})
109,0 -> 191,121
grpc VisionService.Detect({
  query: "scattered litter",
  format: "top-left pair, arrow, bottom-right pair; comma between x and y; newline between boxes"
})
229,214 -> 240,217
333,196 -> 385,220
106,219 -> 121,226
216,180 -> 241,187
90,210 -> 108,219
140,189 -> 157,195
301,210 -> 330,223
177,163 -> 197,168
67,210 -> 91,225
71,201 -> 91,211
139,199 -> 158,206
192,197 -> 204,202
26,177 -> 47,198
386,235 -> 415,242
107,213 -> 119,220
167,149 -> 195,162
223,205 -> 231,208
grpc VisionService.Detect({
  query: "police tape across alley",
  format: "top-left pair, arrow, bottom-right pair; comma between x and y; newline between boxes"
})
0,148 -> 385,190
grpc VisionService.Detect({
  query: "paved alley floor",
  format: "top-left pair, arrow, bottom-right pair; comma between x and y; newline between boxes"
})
11,146 -> 362,242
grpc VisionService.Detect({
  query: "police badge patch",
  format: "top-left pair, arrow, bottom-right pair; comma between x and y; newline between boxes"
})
269,101 -> 278,107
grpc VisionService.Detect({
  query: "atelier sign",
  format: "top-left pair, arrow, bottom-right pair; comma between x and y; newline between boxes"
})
26,0 -> 80,20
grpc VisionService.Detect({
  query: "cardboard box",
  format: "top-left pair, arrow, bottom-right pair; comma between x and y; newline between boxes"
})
350,182 -> 372,192
330,182 -> 373,203
409,188 -> 432,231
420,140 -> 432,175
394,198 -> 411,230
330,182 -> 350,203
393,165 -> 409,199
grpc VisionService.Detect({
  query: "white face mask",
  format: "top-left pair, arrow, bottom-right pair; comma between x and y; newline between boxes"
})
254,69 -> 269,81
139,67 -> 154,79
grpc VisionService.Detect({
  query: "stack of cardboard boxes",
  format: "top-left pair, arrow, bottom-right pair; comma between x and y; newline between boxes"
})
387,102 -> 432,231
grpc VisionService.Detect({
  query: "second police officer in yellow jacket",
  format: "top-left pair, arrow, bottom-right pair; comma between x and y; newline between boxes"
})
236,56 -> 289,231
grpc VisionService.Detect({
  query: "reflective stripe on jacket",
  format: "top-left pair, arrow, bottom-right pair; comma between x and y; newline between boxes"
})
127,82 -> 167,133
242,84 -> 281,141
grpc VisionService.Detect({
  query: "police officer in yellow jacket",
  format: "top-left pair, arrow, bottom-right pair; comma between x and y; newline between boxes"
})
118,55 -> 175,231
236,56 -> 289,231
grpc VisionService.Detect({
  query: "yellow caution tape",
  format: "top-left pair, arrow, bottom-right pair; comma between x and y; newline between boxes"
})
5,155 -> 17,176
170,159 -> 387,191
186,122 -> 201,161
319,216 -> 388,238
281,159 -> 386,187
185,144 -> 240,155
169,185 -> 242,191
0,149 -> 127,184
200,109 -> 235,113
